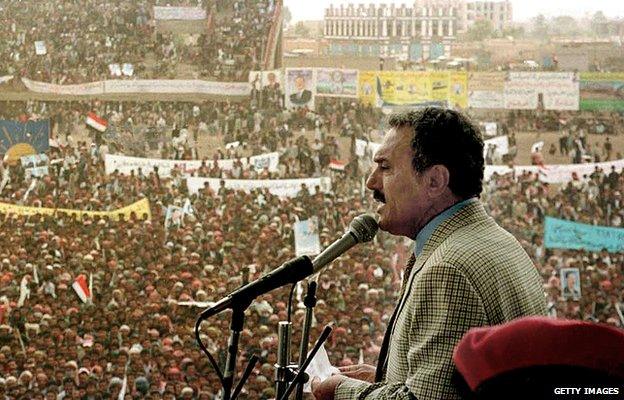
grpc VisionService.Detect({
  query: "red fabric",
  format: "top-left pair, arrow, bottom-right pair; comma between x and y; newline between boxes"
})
453,316 -> 624,391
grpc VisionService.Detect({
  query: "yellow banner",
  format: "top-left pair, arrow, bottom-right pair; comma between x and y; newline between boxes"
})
430,71 -> 450,102
358,71 -> 378,106
378,71 -> 431,105
0,198 -> 151,221
450,71 -> 468,109
358,70 -> 468,107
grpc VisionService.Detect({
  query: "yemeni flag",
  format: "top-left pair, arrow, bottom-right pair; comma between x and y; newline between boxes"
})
72,274 -> 91,303
329,159 -> 346,171
86,112 -> 108,132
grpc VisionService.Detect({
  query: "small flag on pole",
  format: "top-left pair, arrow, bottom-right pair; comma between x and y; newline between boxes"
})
86,112 -> 108,132
329,159 -> 346,171
73,274 -> 91,303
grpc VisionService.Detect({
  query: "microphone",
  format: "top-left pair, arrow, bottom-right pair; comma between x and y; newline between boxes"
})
200,214 -> 378,318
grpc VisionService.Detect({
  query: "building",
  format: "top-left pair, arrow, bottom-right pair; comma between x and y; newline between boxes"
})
323,2 -> 457,61
322,1 -> 513,61
456,0 -> 513,33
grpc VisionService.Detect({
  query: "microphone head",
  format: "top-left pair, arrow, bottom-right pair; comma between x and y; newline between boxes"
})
349,214 -> 378,243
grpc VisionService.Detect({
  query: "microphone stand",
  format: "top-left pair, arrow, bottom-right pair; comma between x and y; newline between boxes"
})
278,325 -> 334,400
275,280 -> 319,400
223,306 -> 245,400
296,280 -> 317,400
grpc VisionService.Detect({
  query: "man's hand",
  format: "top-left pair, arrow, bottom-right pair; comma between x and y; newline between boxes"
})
337,364 -> 376,383
311,375 -> 347,400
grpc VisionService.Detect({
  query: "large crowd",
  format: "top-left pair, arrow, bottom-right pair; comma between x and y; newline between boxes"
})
0,94 -> 622,398
0,0 -> 622,397
0,0 -> 276,83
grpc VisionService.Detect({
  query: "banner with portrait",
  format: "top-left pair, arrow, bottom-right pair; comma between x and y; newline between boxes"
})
285,68 -> 316,110
560,268 -> 581,301
249,70 -> 283,91
315,68 -> 358,98
358,71 -> 379,106
294,217 -> 322,257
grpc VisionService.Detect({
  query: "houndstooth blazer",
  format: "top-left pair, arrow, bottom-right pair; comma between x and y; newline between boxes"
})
335,200 -> 547,400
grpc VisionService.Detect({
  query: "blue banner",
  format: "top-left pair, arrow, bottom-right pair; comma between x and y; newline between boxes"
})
544,216 -> 624,253
0,120 -> 50,157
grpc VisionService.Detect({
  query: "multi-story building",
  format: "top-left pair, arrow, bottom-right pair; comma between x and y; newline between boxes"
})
322,1 -> 512,61
456,0 -> 513,33
323,2 -> 457,61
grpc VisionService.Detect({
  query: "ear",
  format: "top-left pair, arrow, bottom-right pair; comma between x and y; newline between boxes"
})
425,165 -> 451,198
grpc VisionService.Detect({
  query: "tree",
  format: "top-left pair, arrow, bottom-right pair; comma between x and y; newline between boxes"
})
531,14 -> 548,38
502,26 -> 525,40
294,22 -> 310,37
282,6 -> 292,26
466,19 -> 494,41
550,16 -> 580,36
591,11 -> 608,36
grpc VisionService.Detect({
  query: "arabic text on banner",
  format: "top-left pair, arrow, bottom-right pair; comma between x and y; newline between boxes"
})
186,177 -> 332,198
0,198 -> 151,221
104,152 -> 280,176
544,216 -> 624,253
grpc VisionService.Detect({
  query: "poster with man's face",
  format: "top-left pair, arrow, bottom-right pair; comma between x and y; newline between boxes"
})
248,70 -> 283,90
285,68 -> 315,110
560,268 -> 581,301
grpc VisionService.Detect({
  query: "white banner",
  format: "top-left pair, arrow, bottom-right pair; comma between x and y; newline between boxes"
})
34,41 -> 47,55
480,122 -> 498,138
21,78 -> 104,96
294,218 -> 321,257
105,152 -> 279,177
504,72 -> 579,111
154,6 -> 206,20
103,79 -> 250,96
21,78 -> 250,97
469,91 -> 505,109
485,159 -> 624,183
483,135 -> 509,160
186,177 -> 332,198
0,75 -> 13,84
355,139 -> 367,157
108,64 -> 122,77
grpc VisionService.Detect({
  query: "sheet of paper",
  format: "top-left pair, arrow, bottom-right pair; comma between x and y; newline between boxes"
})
303,345 -> 340,393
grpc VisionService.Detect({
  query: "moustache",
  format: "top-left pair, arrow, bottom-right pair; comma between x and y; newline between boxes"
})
373,191 -> 386,203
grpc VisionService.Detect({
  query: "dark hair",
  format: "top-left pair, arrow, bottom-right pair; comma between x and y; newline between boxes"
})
388,108 -> 484,199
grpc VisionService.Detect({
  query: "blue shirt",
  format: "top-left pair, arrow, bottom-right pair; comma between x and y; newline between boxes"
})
413,198 -> 477,258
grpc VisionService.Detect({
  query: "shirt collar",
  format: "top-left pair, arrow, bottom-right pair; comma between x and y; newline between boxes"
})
413,198 -> 477,258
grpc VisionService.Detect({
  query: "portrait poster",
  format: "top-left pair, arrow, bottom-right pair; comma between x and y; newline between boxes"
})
560,268 -> 581,301
285,68 -> 316,110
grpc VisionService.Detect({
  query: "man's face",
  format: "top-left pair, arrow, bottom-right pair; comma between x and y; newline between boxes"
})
567,273 -> 576,288
295,76 -> 305,91
366,127 -> 427,238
